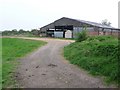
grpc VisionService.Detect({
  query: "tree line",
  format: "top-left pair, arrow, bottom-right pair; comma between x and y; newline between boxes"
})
2,29 -> 40,36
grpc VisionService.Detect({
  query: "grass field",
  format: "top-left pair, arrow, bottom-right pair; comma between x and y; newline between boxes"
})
2,38 -> 46,88
0,38 -> 2,89
64,35 -> 119,85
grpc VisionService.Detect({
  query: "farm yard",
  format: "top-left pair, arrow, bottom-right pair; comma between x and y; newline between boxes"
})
1,36 -> 118,88
1,0 -> 120,88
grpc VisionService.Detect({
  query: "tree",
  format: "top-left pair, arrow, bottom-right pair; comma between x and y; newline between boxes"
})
101,19 -> 111,26
31,29 -> 39,36
19,29 -> 25,34
11,29 -> 18,35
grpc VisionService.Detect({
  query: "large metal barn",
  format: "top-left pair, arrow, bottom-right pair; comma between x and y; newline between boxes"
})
39,17 -> 119,38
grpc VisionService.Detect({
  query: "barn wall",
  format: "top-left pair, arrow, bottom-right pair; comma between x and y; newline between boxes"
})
88,31 -> 99,36
54,18 -> 79,27
110,30 -> 119,37
40,23 -> 54,31
73,27 -> 95,38
54,31 -> 63,38
54,18 -> 91,27
98,29 -> 119,37
39,33 -> 47,37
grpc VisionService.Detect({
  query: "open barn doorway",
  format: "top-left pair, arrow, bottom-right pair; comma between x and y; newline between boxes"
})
55,25 -> 73,38
46,29 -> 54,37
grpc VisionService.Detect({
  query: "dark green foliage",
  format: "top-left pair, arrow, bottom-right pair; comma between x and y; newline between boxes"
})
31,29 -> 40,36
2,29 -> 39,37
75,28 -> 88,42
64,35 -> 119,85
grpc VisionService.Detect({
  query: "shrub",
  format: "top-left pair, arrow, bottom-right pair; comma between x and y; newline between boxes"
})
75,27 -> 88,42
64,35 -> 119,85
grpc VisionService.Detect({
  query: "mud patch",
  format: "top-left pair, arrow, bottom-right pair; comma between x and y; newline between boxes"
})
41,74 -> 46,75
35,66 -> 39,68
48,63 -> 57,68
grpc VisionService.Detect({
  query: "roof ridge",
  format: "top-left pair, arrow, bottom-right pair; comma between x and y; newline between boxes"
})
63,17 -> 115,28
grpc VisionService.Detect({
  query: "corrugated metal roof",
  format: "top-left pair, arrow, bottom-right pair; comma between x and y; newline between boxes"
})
63,17 -> 117,29
40,17 -> 119,30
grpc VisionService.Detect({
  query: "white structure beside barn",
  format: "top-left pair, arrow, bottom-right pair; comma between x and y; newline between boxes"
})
65,30 -> 72,38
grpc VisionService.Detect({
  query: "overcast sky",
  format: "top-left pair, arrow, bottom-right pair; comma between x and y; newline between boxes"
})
0,0 -> 119,31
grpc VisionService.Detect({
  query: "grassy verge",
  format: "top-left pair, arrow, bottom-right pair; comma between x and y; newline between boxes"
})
2,38 -> 47,88
0,38 -> 2,89
52,37 -> 75,40
64,35 -> 119,85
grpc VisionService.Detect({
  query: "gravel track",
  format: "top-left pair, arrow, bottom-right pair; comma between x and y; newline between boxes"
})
15,37 -> 116,88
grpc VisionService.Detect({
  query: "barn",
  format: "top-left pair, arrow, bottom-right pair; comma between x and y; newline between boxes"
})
39,17 -> 119,38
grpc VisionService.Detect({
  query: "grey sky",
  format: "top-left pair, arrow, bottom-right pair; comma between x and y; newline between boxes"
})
0,0 -> 119,31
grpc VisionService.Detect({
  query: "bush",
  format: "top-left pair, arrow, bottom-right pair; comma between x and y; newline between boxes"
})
64,35 -> 119,85
75,28 -> 88,42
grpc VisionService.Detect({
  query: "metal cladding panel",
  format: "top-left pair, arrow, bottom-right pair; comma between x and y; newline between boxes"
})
55,25 -> 73,30
40,23 -> 54,31
87,27 -> 94,31
54,18 -> 81,27
54,31 -> 63,38
104,29 -> 111,32
73,27 -> 94,38
112,29 -> 119,32
73,27 -> 82,38
73,27 -> 94,32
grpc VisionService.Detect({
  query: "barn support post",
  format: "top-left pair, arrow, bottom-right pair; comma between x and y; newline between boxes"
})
72,30 -> 73,38
46,28 -> 48,37
98,28 -> 99,35
55,26 -> 56,31
62,27 -> 65,38
45,29 -> 47,37
63,30 -> 65,38
54,26 -> 56,38
111,29 -> 113,35
102,28 -> 105,35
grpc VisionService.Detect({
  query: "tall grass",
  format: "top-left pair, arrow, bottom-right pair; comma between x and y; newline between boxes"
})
2,38 -> 46,88
64,35 -> 119,85
0,38 -> 2,89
